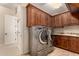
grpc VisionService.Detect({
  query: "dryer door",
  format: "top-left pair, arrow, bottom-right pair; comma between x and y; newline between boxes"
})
39,30 -> 48,45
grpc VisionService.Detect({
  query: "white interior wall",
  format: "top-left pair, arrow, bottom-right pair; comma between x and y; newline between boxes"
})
23,7 -> 29,54
0,4 -> 29,55
0,5 -> 19,56
0,5 -> 16,44
53,25 -> 79,34
17,5 -> 29,55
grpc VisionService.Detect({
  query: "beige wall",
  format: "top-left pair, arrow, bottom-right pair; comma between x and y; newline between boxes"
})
53,25 -> 79,34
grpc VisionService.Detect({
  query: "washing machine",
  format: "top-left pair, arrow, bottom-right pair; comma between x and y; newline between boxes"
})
29,26 -> 54,56
47,27 -> 54,54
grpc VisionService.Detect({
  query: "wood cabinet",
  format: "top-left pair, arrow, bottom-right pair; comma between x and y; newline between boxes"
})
62,12 -> 71,26
51,17 -> 55,27
68,37 -> 79,53
47,15 -> 52,27
40,11 -> 47,26
52,15 -> 63,28
35,8 -> 41,25
53,35 -> 79,53
54,35 -> 68,50
51,12 -> 79,28
27,4 -> 79,28
71,15 -> 79,25
60,36 -> 69,50
62,12 -> 78,26
68,37 -> 77,52
27,4 -> 41,27
56,15 -> 63,27
53,35 -> 60,47
27,4 -> 52,27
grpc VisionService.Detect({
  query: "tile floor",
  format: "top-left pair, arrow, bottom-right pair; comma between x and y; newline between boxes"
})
48,47 -> 79,56
25,47 -> 79,56
0,44 -> 18,56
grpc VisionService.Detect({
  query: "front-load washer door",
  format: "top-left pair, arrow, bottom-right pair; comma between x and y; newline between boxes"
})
39,30 -> 48,45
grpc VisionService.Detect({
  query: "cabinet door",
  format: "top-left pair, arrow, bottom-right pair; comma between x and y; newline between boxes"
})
51,17 -> 55,28
27,5 -> 38,26
63,12 -> 79,26
68,37 -> 77,52
53,36 -> 60,47
35,9 -> 41,25
75,37 -> 79,53
54,35 -> 79,54
53,36 -> 66,48
57,36 -> 65,48
62,15 -> 68,26
47,15 -> 52,27
40,11 -> 47,26
60,36 -> 69,50
54,36 -> 69,49
53,15 -> 63,28
69,37 -> 79,53
71,15 -> 79,25
55,36 -> 68,49
58,15 -> 63,27
54,16 -> 59,27
33,7 -> 48,26
52,13 -> 64,27
62,12 -> 70,26
31,7 -> 37,26
27,4 -> 49,27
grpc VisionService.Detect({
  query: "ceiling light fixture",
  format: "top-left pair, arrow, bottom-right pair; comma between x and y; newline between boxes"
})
47,3 -> 62,9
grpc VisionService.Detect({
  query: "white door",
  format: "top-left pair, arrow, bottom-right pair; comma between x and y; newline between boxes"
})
4,15 -> 17,44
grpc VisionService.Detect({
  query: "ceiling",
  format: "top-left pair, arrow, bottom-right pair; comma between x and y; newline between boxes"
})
0,3 -> 17,9
31,3 -> 69,16
0,3 -> 69,16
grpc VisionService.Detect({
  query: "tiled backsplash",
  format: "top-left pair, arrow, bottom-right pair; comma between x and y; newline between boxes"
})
53,25 -> 79,34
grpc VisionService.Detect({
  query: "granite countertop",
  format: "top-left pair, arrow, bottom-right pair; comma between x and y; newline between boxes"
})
53,33 -> 79,37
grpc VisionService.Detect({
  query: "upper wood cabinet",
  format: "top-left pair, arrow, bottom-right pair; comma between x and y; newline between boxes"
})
47,15 -> 52,27
51,16 -> 55,27
51,13 -> 64,28
61,12 -> 71,26
68,3 -> 79,8
27,4 -> 79,28
40,11 -> 47,26
71,14 -> 79,25
51,12 -> 79,28
27,4 -> 52,27
55,14 -> 63,27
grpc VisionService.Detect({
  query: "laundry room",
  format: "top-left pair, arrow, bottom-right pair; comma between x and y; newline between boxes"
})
26,3 -> 79,56
0,3 -> 79,56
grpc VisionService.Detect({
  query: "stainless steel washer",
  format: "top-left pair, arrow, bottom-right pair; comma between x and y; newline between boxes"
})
47,27 -> 54,54
48,27 -> 53,47
29,26 -> 54,56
